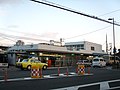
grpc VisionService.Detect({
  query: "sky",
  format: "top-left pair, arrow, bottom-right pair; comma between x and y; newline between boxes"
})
0,0 -> 120,52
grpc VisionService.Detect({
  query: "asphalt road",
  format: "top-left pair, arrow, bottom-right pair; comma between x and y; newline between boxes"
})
0,66 -> 120,90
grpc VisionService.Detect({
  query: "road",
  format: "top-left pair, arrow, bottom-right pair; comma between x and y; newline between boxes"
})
0,66 -> 120,90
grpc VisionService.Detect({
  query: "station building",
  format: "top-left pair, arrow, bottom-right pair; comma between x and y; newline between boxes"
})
7,41 -> 106,66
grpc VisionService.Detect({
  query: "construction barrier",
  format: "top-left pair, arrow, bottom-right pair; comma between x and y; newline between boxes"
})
58,67 -> 60,76
87,66 -> 90,74
0,68 -> 8,81
66,67 -> 69,76
31,65 -> 42,78
4,68 -> 8,81
78,64 -> 85,75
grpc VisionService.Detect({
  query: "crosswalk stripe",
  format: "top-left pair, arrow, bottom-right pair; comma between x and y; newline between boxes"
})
51,79 -> 120,90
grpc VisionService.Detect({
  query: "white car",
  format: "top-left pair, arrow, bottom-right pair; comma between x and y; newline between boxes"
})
92,57 -> 106,67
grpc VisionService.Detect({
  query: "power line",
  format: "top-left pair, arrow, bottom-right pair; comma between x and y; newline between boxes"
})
0,35 -> 16,42
0,32 -> 50,43
64,25 -> 111,40
0,27 -> 51,43
41,0 -> 80,12
98,9 -> 120,17
0,27 -> 44,38
0,27 -> 59,42
30,0 -> 120,26
42,0 -> 120,24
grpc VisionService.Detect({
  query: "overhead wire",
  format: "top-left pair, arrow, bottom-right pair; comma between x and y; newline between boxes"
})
0,27 -> 46,38
64,25 -> 111,40
30,0 -> 120,26
0,27 -> 58,44
1,0 -> 120,45
41,0 -> 81,13
37,0 -> 120,39
0,35 -> 16,42
0,32 -> 50,43
98,9 -> 120,17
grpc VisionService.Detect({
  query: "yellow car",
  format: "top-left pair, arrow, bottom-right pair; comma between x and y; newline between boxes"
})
16,58 -> 48,70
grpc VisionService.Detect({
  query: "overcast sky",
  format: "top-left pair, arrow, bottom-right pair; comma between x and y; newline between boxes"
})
0,0 -> 120,51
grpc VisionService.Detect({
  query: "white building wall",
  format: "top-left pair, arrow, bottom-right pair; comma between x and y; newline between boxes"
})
85,41 -> 102,52
65,41 -> 103,54
37,44 -> 68,52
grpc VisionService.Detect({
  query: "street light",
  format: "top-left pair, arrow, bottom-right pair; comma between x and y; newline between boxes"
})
108,18 -> 116,65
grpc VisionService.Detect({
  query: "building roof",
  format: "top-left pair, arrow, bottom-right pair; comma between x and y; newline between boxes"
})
65,41 -> 102,46
8,44 -> 81,54
0,46 -> 9,50
8,43 -> 106,55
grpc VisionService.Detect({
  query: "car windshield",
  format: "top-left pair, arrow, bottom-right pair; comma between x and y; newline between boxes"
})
77,60 -> 89,63
93,59 -> 99,61
77,60 -> 83,63
22,59 -> 28,62
84,60 -> 89,63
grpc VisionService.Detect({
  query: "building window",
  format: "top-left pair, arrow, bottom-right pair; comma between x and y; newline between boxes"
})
91,46 -> 95,51
80,44 -> 84,47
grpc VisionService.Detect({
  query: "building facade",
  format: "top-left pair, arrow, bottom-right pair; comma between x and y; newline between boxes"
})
7,41 -> 106,66
7,43 -> 81,66
65,41 -> 104,55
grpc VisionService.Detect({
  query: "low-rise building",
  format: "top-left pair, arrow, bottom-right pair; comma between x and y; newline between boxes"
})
65,41 -> 105,55
7,43 -> 81,66
7,41 -> 106,66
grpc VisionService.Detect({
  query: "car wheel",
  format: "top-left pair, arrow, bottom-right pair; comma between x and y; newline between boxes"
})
43,65 -> 47,70
27,65 -> 31,70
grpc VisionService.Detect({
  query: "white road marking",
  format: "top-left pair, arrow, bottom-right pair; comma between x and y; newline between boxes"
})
70,72 -> 76,75
109,86 -> 120,90
24,77 -> 32,80
52,79 -> 120,90
44,75 -> 56,78
100,82 -> 110,90
59,74 -> 64,76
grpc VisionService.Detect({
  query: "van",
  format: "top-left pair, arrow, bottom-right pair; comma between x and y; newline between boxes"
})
92,57 -> 106,67
103,55 -> 120,66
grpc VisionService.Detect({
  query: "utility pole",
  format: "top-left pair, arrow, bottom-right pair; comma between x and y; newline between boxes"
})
108,18 -> 116,68
106,34 -> 108,54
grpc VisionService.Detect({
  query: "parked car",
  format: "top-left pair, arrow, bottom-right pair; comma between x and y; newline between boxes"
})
92,57 -> 106,67
16,58 -> 48,70
103,55 -> 120,66
76,60 -> 92,67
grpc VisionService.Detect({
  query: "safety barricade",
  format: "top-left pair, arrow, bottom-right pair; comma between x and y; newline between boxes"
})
78,64 -> 85,75
0,63 -> 8,81
31,65 -> 42,78
0,68 -> 8,81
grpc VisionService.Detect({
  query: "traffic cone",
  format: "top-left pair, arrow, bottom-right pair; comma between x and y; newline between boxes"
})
66,67 -> 68,76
